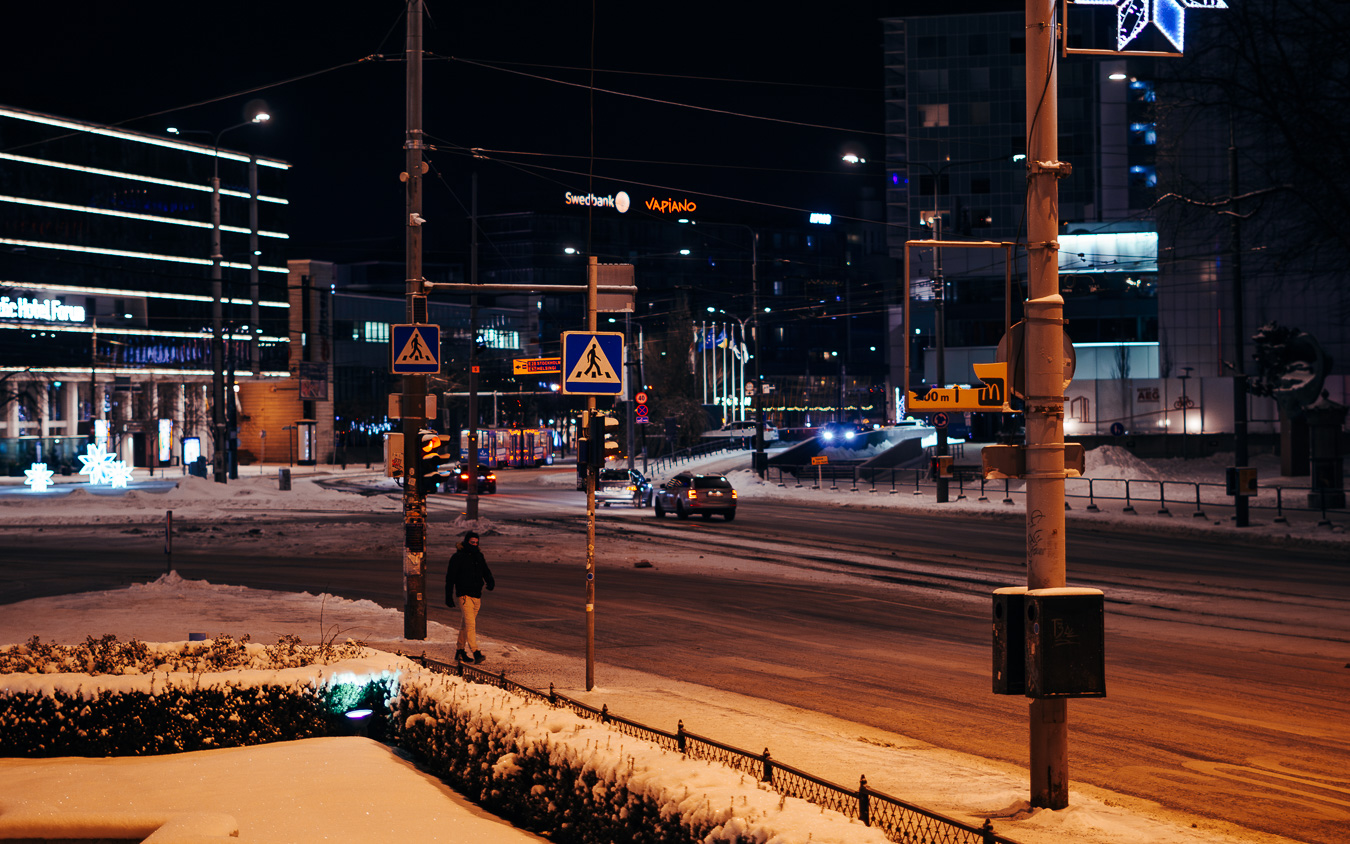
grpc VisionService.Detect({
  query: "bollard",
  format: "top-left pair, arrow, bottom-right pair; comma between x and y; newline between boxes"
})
1273,486 -> 1287,524
278,467 -> 291,490
914,468 -> 922,496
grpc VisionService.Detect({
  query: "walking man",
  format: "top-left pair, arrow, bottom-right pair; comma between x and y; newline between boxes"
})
446,530 -> 495,664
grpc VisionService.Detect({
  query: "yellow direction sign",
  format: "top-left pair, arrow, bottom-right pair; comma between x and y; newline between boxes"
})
513,357 -> 561,375
908,361 -> 1012,413
811,455 -> 829,466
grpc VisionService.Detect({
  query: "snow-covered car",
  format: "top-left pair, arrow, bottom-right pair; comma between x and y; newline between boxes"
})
653,472 -> 737,521
594,468 -> 654,507
699,422 -> 779,443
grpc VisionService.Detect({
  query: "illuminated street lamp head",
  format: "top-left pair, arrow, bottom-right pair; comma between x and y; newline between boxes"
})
842,153 -> 866,164
251,112 -> 271,124
679,249 -> 691,255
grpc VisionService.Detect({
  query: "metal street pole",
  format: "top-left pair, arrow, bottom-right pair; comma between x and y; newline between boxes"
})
585,256 -> 598,691
401,0 -> 429,640
467,172 -> 480,520
1025,0 -> 1070,808
210,168 -> 226,484
934,215 -> 949,503
1229,118 -> 1250,527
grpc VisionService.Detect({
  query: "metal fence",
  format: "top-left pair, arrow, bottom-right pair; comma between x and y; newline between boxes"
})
412,656 -> 1016,844
647,438 -> 746,474
765,465 -> 1349,529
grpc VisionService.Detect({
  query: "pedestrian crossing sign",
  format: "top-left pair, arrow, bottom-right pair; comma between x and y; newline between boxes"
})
561,331 -> 624,395
391,324 -> 440,374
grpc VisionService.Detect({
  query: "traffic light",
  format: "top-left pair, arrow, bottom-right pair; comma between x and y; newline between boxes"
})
419,427 -> 449,488
578,412 -> 620,477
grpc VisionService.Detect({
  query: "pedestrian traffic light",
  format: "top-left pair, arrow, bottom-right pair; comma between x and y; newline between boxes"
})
419,427 -> 449,485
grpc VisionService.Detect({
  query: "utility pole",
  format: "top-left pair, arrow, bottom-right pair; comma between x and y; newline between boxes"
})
1229,116 -> 1249,527
401,0 -> 428,641
467,172 -> 480,520
584,256 -> 598,690
1025,0 -> 1070,809
934,215 -> 949,503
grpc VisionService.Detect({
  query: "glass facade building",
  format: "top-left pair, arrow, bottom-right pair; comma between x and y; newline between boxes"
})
0,105 -> 290,473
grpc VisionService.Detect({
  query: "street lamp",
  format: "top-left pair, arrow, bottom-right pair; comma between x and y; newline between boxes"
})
208,109 -> 269,484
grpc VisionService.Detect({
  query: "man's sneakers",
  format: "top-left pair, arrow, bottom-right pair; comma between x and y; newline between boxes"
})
455,649 -> 470,663
472,651 -> 486,665
455,649 -> 486,665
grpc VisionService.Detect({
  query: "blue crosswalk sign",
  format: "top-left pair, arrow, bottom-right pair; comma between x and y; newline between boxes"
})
561,331 -> 624,395
391,324 -> 440,374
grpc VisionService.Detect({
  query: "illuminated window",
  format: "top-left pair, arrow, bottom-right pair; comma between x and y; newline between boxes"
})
363,322 -> 389,343
919,104 -> 949,127
1129,122 -> 1157,145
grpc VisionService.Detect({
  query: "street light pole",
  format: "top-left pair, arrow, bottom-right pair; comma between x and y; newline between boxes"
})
210,112 -> 268,485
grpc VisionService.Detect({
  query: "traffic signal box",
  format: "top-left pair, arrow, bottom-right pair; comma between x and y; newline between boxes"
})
577,412 -> 620,476
418,428 -> 450,488
993,586 -> 1105,698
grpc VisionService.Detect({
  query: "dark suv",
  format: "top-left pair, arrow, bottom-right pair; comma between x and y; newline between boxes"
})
653,472 -> 737,521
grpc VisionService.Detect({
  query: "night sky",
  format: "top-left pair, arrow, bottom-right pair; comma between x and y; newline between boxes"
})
3,2 -> 977,265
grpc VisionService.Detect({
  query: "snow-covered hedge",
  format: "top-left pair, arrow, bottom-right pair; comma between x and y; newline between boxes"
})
394,669 -> 889,844
0,635 -> 398,757
0,639 -> 886,843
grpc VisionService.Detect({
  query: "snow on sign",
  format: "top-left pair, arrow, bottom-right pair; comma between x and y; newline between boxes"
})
561,331 -> 624,395
391,324 -> 440,374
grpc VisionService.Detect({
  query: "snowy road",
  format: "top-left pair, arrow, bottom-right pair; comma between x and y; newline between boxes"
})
4,488 -> 1347,843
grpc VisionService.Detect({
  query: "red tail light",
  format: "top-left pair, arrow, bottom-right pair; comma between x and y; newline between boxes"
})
731,490 -> 738,499
687,489 -> 697,500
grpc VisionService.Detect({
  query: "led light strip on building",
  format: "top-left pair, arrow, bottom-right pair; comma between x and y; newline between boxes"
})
0,322 -> 289,342
0,106 -> 290,170
0,238 -> 288,273
0,365 -> 293,378
0,152 -> 289,205
0,281 -> 290,309
0,195 -> 289,239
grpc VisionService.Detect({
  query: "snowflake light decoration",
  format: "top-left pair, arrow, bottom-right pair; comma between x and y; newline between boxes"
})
1076,0 -> 1227,52
24,463 -> 55,493
77,442 -> 117,485
106,460 -> 135,489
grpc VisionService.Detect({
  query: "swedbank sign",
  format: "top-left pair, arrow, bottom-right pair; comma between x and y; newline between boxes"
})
564,191 -> 631,212
562,190 -> 699,215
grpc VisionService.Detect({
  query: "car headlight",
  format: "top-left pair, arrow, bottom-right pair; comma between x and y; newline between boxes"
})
823,431 -> 834,441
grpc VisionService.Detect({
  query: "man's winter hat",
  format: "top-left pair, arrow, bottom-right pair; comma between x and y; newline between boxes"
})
464,531 -> 480,541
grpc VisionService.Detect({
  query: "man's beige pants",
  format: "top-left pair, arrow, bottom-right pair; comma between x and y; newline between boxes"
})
456,595 -> 481,652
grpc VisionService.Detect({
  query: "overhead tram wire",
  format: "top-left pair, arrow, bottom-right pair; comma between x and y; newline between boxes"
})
434,55 -> 885,138
453,57 -> 878,93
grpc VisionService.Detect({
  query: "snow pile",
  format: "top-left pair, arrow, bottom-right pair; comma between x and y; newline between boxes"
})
1082,445 -> 1161,481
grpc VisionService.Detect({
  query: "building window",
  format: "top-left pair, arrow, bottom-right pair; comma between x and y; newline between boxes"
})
363,321 -> 389,343
917,35 -> 946,59
971,176 -> 991,194
919,103 -> 949,127
968,34 -> 989,55
1129,165 -> 1157,188
969,101 -> 991,125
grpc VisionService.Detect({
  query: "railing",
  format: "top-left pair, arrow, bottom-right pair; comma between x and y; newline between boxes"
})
764,465 -> 1349,529
413,656 -> 1015,844
648,437 -> 747,474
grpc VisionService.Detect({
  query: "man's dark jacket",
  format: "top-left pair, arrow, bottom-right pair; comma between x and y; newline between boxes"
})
446,542 -> 495,606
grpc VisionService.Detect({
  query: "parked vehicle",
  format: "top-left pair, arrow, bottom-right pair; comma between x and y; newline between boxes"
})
594,468 -> 654,507
653,472 -> 737,521
699,421 -> 779,443
448,463 -> 497,494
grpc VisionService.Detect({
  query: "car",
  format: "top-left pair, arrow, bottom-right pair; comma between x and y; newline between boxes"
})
653,472 -> 737,521
594,467 -> 654,507
699,421 -> 779,443
447,463 -> 496,494
817,421 -> 868,444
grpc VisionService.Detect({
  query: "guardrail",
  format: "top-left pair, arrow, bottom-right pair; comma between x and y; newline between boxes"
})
648,438 -> 746,474
412,655 -> 1016,844
764,465 -> 1348,529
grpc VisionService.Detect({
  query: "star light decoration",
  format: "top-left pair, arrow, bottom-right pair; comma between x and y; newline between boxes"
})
24,463 -> 55,493
1076,0 -> 1227,52
77,442 -> 118,485
106,460 -> 135,489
